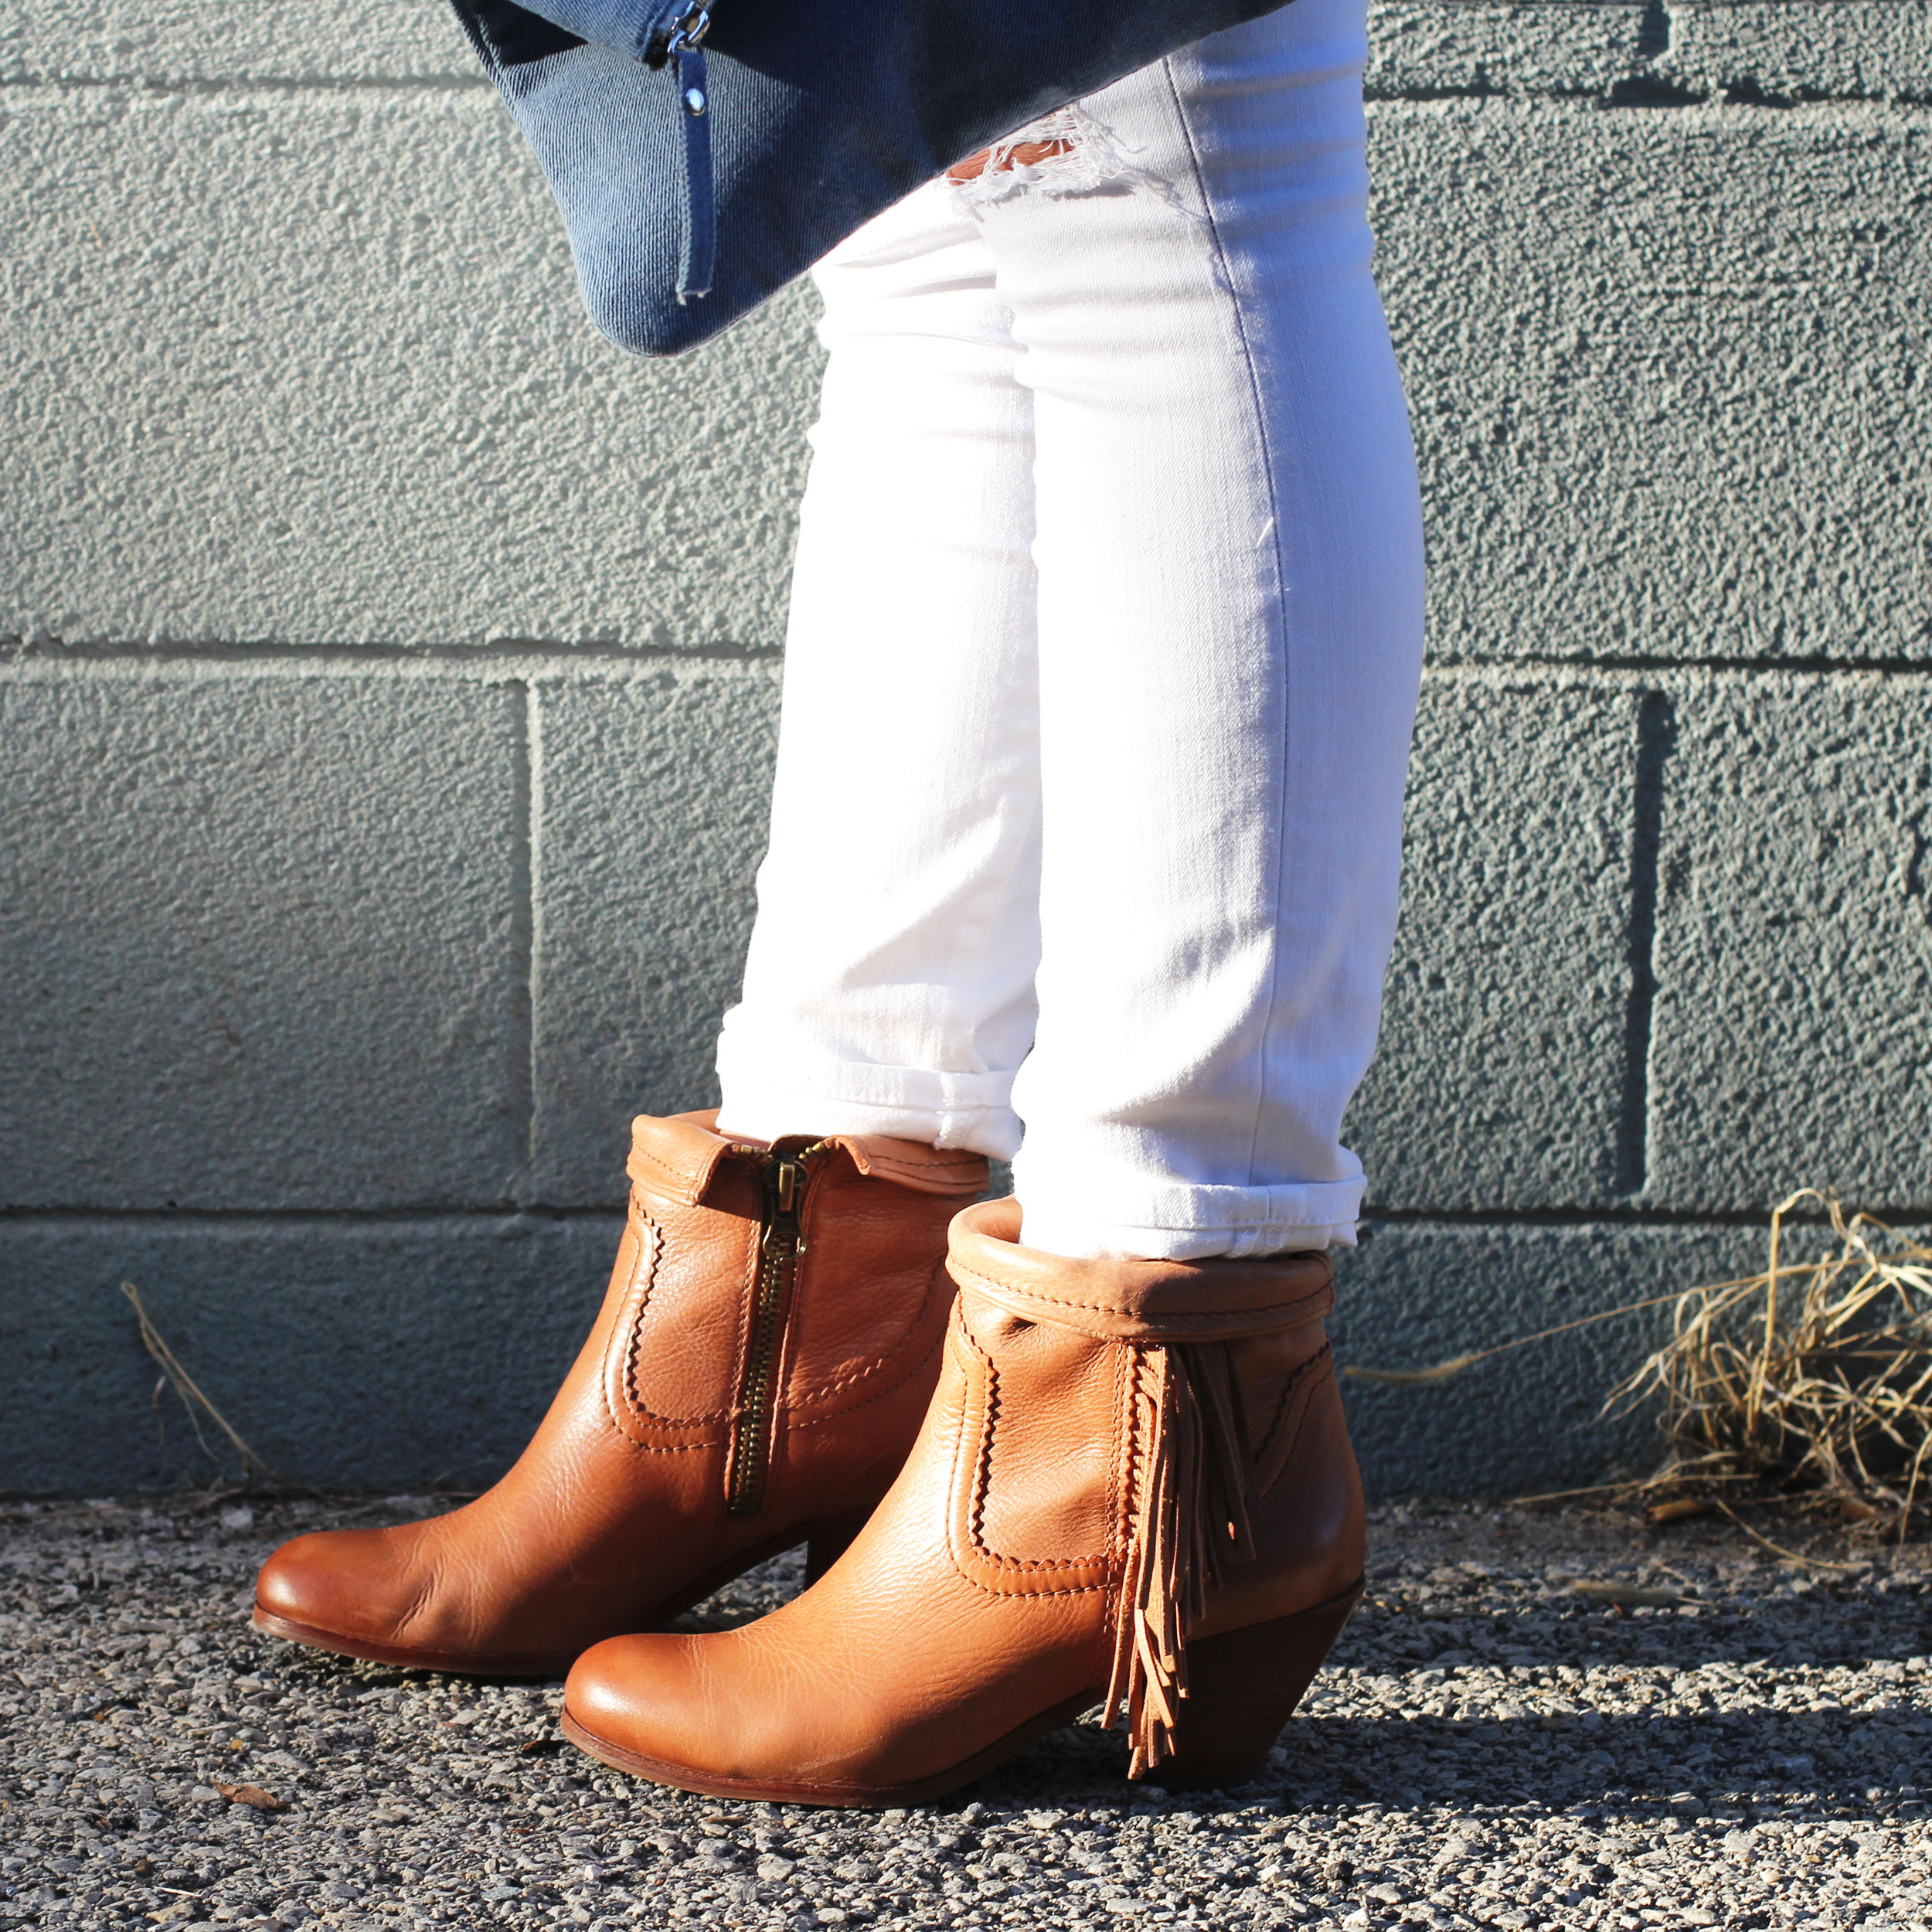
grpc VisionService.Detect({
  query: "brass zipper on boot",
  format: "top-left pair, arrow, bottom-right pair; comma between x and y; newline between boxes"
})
723,1143 -> 824,1518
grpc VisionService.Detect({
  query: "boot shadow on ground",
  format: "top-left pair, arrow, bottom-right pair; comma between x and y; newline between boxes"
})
665,1560 -> 1929,1821
964,1702 -> 1924,1821
230,1523 -> 1929,1828
667,1548 -> 1930,1818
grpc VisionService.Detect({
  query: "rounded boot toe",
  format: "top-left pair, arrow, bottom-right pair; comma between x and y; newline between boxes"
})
566,1634 -> 684,1736
565,1628 -> 879,1799
253,1527 -> 410,1650
564,1634 -> 723,1774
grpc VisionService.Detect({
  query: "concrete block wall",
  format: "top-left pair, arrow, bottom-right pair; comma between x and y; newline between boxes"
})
2,1 -> 1927,1497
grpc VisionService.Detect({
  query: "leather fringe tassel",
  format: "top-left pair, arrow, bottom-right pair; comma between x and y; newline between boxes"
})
1103,1340 -> 1258,1775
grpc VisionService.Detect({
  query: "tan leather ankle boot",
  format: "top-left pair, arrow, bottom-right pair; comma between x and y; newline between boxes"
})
559,1196 -> 1366,1804
252,1111 -> 987,1675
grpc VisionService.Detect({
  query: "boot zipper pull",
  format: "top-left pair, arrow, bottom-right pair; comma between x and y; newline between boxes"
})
726,1148 -> 812,1518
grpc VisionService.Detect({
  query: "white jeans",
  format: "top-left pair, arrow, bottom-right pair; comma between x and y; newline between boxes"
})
715,0 -> 1424,1261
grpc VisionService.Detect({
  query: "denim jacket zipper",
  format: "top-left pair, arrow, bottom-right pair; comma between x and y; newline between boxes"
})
647,3 -> 717,301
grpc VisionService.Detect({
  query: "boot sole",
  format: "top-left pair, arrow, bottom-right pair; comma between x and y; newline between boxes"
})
559,1693 -> 1097,1808
558,1578 -> 1365,1807
249,1511 -> 871,1679
249,1608 -> 579,1679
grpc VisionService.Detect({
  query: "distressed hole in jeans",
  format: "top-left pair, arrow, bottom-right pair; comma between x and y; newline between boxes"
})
946,104 -> 1185,210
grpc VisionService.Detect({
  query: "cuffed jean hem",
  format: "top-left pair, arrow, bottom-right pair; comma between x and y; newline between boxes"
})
714,1044 -> 1023,1159
1010,1172 -> 1365,1262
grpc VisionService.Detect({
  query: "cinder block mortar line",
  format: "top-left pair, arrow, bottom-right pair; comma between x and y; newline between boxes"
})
5,646 -> 1930,679
1614,689 -> 1672,1199
0,1207 -> 629,1226
509,681 -> 537,1209
1361,1204 -> 1932,1230
2,645 -> 784,676
0,76 -> 489,96
1423,662 -> 1932,695
5,1202 -> 1927,1229
1364,83 -> 1930,108
2,77 -> 1920,111
1426,654 -> 1932,679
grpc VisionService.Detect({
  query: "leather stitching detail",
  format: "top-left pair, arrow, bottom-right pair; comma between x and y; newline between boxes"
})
958,1325 -> 1112,1579
785,1250 -> 952,1417
1256,1345 -> 1332,1496
1256,1346 -> 1323,1461
601,1200 -> 736,1442
845,1148 -> 989,1190
939,1321 -> 1108,1602
1099,1345 -> 1147,1661
859,1152 -> 987,1175
1111,1342 -> 1138,1567
598,1213 -> 648,1441
786,1318 -> 947,1432
626,1140 -> 716,1202
949,1262 -> 1330,1328
619,1206 -> 665,1420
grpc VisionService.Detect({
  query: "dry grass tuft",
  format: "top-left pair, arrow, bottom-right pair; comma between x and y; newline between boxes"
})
1342,1189 -> 1932,1549
121,1281 -> 276,1486
1606,1192 -> 1932,1543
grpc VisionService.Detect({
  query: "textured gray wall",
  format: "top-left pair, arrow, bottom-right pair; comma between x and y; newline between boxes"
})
2,1 -> 1927,1497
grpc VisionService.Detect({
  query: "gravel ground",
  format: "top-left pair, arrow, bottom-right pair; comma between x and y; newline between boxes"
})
3,1492 -> 1929,1930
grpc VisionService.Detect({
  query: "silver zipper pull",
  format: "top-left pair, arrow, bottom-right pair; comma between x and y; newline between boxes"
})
665,4 -> 711,54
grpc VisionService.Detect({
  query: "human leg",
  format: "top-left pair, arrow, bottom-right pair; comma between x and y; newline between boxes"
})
562,0 -> 1417,1801
256,179 -> 1053,1674
998,0 -> 1425,1260
723,0 -> 1423,1259
713,181 -> 1044,1158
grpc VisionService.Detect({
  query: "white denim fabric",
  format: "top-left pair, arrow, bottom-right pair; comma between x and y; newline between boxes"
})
714,0 -> 1425,1261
